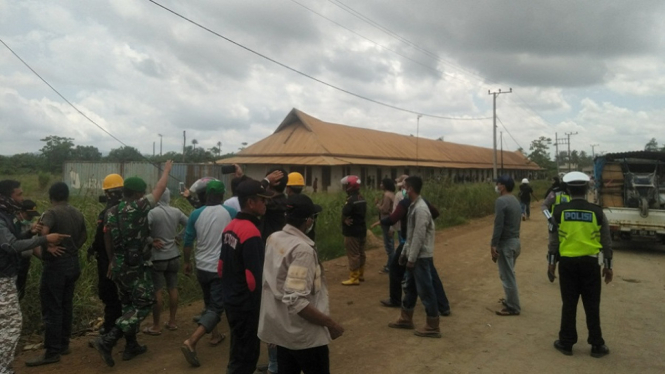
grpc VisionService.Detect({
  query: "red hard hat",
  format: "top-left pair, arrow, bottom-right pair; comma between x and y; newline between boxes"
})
341,175 -> 361,191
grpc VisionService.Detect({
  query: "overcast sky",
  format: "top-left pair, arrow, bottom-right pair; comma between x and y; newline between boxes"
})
1,0 -> 664,159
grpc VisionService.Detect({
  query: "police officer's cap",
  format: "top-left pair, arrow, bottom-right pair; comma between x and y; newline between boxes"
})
562,171 -> 590,186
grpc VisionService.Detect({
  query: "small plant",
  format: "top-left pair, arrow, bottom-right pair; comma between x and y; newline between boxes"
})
38,172 -> 51,189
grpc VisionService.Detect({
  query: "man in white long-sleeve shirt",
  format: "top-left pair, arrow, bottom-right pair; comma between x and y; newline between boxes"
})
258,194 -> 344,374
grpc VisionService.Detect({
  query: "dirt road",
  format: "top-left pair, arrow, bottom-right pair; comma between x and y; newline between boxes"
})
15,205 -> 665,373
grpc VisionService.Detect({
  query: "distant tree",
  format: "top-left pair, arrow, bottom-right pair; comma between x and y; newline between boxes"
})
436,136 -> 444,141
570,150 -> 580,168
71,145 -> 102,161
191,139 -> 198,149
527,136 -> 554,171
40,135 -> 75,172
217,141 -> 222,155
517,147 -> 526,156
578,150 -> 593,168
208,146 -> 220,157
238,142 -> 248,152
645,138 -> 659,151
107,146 -> 144,162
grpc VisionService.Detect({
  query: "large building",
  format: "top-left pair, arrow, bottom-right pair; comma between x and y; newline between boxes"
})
220,109 -> 541,192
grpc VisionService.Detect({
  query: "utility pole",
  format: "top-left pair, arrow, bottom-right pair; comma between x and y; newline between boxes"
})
158,134 -> 163,156
488,88 -> 512,180
591,144 -> 599,158
500,131 -> 504,175
153,141 -> 155,157
565,132 -> 578,172
182,131 -> 186,163
554,133 -> 568,176
416,114 -> 422,169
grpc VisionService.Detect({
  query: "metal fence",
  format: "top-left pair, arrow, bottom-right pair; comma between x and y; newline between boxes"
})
63,161 -> 232,196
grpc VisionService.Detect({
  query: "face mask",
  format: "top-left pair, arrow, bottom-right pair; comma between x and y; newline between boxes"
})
21,220 -> 32,226
494,186 -> 501,194
402,189 -> 407,197
305,219 -> 315,234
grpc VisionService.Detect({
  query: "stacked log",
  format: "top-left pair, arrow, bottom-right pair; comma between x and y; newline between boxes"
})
600,163 -> 624,207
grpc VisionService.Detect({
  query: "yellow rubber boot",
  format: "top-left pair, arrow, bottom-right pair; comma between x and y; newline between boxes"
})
341,270 -> 360,286
359,266 -> 365,282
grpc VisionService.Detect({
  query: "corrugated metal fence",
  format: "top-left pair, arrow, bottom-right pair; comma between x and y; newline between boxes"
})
63,162 -> 231,196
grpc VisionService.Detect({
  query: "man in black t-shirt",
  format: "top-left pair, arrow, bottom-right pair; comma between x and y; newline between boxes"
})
518,178 -> 538,221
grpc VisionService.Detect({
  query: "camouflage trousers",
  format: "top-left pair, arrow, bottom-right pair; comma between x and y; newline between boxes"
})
111,255 -> 156,335
0,277 -> 21,374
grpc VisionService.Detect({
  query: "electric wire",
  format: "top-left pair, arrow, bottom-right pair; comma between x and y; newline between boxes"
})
147,0 -> 491,121
328,0 -> 557,131
0,38 -> 180,181
288,0 -> 470,86
496,114 -> 525,151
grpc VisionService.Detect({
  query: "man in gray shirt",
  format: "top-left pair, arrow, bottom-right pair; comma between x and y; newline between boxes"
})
490,175 -> 522,316
144,188 -> 188,334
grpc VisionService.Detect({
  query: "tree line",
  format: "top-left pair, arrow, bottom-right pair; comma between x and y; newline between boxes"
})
0,135 -> 236,175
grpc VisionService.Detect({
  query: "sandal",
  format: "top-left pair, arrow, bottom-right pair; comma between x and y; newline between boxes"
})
164,322 -> 178,331
209,333 -> 226,346
180,343 -> 201,367
495,308 -> 520,316
142,326 -> 162,336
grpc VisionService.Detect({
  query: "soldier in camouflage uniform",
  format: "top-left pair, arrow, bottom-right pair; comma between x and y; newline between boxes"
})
0,180 -> 69,374
94,161 -> 173,368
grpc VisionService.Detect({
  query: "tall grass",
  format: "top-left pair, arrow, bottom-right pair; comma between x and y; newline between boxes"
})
2,173 -> 552,334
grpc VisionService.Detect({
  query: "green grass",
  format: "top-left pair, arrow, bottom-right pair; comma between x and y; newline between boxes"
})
1,173 -> 553,334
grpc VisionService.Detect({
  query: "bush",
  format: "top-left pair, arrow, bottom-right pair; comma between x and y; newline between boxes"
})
38,172 -> 51,190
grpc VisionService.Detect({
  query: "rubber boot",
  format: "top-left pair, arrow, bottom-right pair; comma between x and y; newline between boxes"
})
358,266 -> 365,282
388,309 -> 414,329
94,326 -> 123,367
122,333 -> 148,361
414,316 -> 442,338
341,270 -> 360,286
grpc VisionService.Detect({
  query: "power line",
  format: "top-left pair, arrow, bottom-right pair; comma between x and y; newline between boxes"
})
147,0 -> 491,121
496,115 -> 525,152
287,0 -> 469,86
0,37 -> 178,179
328,0 -> 558,132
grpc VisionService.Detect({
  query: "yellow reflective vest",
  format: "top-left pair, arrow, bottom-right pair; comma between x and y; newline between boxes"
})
554,201 -> 602,258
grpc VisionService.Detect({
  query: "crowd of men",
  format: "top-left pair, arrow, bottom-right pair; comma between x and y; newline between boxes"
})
0,165 -> 613,374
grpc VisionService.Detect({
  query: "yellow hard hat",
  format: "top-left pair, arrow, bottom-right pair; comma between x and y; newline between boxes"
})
102,174 -> 124,190
287,172 -> 305,187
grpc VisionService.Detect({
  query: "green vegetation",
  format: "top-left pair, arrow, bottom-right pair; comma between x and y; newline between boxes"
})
2,173 -> 551,334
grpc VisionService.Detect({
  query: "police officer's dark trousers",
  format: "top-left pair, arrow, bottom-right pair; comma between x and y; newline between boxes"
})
558,256 -> 604,347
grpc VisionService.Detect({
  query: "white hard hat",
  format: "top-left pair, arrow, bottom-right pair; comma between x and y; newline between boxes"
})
521,178 -> 529,184
562,171 -> 590,186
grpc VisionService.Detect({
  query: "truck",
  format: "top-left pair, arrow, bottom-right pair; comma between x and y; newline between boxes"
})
594,151 -> 665,243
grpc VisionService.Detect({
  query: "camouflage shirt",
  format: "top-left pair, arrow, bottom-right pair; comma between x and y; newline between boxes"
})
105,194 -> 156,254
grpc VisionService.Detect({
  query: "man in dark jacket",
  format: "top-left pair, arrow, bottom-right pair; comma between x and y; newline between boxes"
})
340,176 -> 367,286
0,180 -> 68,373
26,182 -> 87,367
88,174 -> 124,339
219,180 -> 275,374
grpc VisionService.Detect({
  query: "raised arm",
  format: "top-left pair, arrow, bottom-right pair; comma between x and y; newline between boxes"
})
151,160 -> 173,204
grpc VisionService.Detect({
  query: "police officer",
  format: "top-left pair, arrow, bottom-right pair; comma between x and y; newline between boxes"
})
87,174 -> 125,349
94,161 -> 173,367
547,171 -> 612,358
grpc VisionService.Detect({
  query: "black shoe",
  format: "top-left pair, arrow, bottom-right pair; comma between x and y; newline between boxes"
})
380,299 -> 400,308
591,344 -> 610,358
25,353 -> 61,367
440,309 -> 451,317
94,326 -> 123,367
553,340 -> 573,356
122,342 -> 148,361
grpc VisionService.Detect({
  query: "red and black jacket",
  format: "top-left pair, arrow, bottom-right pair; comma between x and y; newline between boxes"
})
218,212 -> 264,312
